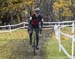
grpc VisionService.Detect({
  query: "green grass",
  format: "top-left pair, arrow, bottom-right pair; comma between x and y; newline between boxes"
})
0,29 -> 30,59
42,38 -> 73,59
42,27 -> 75,59
0,29 -> 29,46
0,28 -> 75,59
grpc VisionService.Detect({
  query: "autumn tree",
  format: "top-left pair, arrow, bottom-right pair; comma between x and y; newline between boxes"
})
53,0 -> 75,21
0,0 -> 34,25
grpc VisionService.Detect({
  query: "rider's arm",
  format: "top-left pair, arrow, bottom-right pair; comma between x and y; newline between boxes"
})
29,17 -> 32,24
39,18 -> 44,34
39,18 -> 44,29
28,16 -> 32,31
41,18 -> 44,28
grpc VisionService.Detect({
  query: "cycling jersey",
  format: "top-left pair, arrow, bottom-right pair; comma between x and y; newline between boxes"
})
29,14 -> 43,29
32,19 -> 40,25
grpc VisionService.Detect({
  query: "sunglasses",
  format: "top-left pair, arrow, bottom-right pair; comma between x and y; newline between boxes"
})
35,11 -> 40,14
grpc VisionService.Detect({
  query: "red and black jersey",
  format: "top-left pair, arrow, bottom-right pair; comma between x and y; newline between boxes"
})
29,14 -> 43,29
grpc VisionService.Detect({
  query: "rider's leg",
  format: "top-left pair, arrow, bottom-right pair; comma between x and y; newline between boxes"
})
29,30 -> 33,45
36,30 -> 39,48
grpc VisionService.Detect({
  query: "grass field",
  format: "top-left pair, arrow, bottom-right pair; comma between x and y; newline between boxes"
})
0,28 -> 75,59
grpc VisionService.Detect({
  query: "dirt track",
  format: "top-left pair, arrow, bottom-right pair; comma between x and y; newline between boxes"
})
0,29 -> 52,59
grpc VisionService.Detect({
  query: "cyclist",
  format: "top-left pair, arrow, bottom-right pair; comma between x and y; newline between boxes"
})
28,7 -> 44,49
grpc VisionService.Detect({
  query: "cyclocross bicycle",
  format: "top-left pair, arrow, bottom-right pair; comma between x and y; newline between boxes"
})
32,29 -> 37,56
31,29 -> 41,56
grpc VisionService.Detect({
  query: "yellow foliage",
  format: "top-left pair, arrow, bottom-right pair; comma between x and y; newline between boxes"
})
61,35 -> 70,40
53,0 -> 74,17
62,8 -> 72,16
53,2 -> 59,8
53,1 -> 64,9
0,0 -> 34,14
73,4 -> 75,6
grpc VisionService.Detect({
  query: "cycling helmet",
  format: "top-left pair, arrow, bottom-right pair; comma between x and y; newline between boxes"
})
34,8 -> 40,14
34,8 -> 40,11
